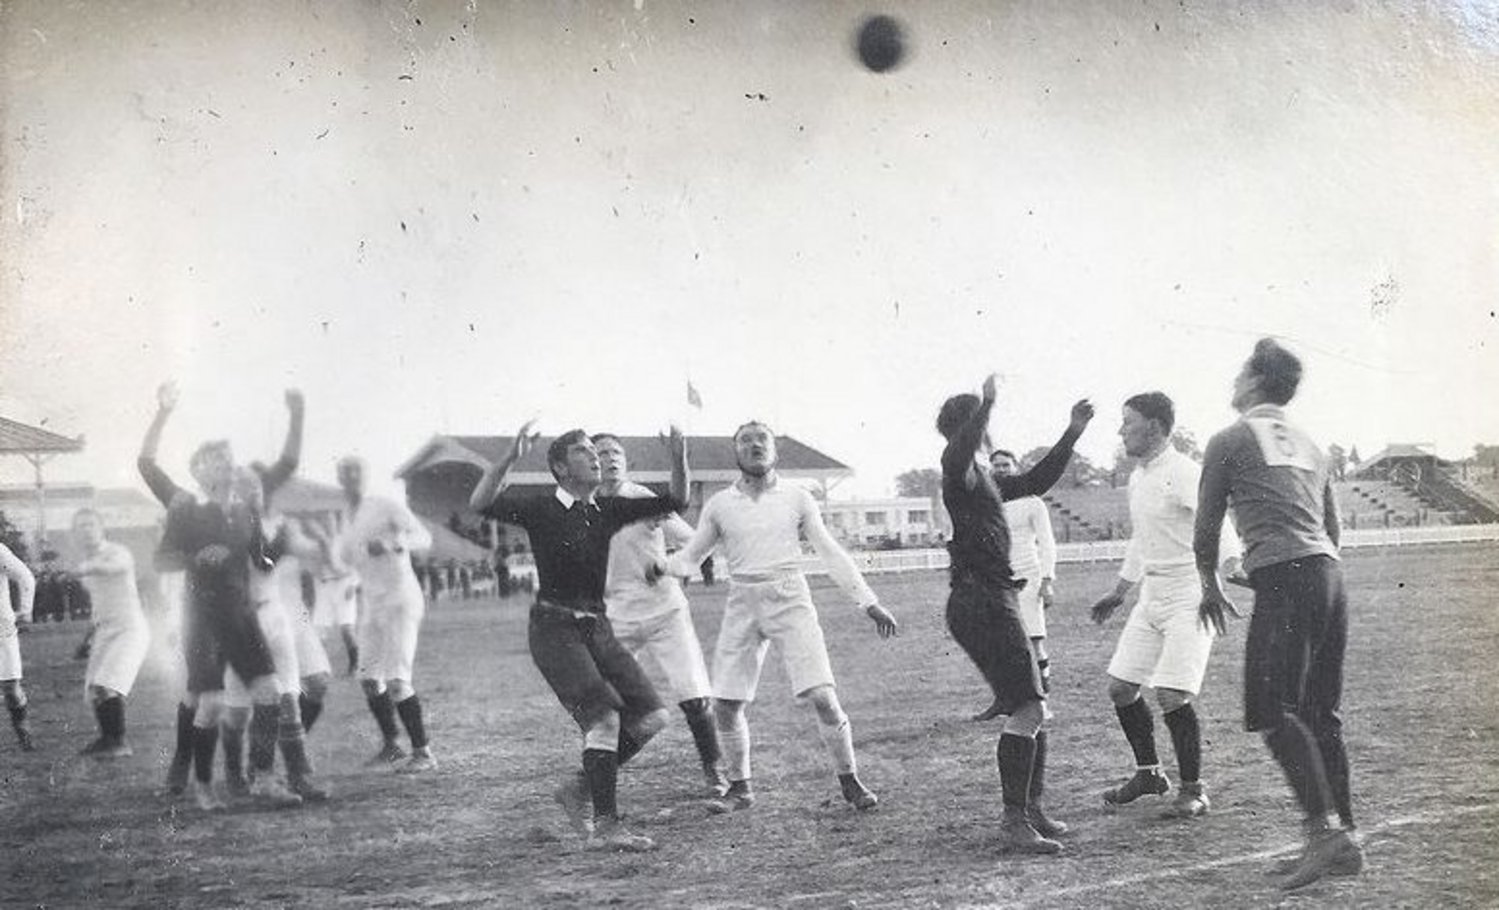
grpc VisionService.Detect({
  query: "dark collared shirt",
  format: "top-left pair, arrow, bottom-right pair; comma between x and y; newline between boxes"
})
482,487 -> 683,611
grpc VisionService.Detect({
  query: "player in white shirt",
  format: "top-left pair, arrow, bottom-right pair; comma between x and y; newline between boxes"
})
0,541 -> 37,751
71,509 -> 151,758
663,422 -> 899,813
337,456 -> 437,773
593,433 -> 726,797
1090,393 -> 1243,818
972,449 -> 1059,722
308,528 -> 360,676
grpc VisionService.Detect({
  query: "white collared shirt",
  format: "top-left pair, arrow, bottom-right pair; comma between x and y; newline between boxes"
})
1005,496 -> 1056,580
338,494 -> 433,597
1121,446 -> 1241,583
667,473 -> 878,610
603,481 -> 694,622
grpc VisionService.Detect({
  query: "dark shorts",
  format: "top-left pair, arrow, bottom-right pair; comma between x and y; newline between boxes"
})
183,602 -> 276,695
528,601 -> 663,731
945,581 -> 1044,715
1243,555 -> 1348,732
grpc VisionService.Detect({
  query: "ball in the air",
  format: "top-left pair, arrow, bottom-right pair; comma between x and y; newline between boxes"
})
854,15 -> 907,73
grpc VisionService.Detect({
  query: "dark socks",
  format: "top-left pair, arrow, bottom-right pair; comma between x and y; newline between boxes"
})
617,729 -> 644,767
1313,717 -> 1354,829
996,733 -> 1037,811
5,689 -> 27,733
221,721 -> 246,783
173,703 -> 195,766
1115,698 -> 1160,768
1029,730 -> 1049,802
192,725 -> 219,784
299,694 -> 324,732
95,697 -> 126,742
1264,716 -> 1333,824
680,698 -> 721,767
248,704 -> 280,774
366,690 -> 400,743
1163,703 -> 1202,784
394,695 -> 429,750
582,748 -> 620,821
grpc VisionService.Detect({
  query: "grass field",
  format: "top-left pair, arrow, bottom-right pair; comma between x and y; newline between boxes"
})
4,544 -> 1498,909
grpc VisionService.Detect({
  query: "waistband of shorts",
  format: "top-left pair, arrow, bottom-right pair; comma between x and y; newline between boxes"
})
728,570 -> 806,587
532,597 -> 605,619
1142,561 -> 1197,578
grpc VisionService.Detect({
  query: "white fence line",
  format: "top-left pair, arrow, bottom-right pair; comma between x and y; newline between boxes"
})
802,524 -> 1499,577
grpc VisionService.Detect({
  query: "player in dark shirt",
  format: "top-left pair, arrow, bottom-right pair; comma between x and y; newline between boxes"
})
138,382 -> 303,810
469,422 -> 687,853
938,374 -> 1093,855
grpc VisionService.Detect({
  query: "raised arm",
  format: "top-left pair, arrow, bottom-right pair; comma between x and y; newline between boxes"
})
940,375 -> 998,490
137,382 -> 183,506
257,389 -> 305,499
469,420 -> 540,515
997,399 -> 1095,500
0,543 -> 36,621
664,502 -> 722,578
666,424 -> 689,505
1195,432 -> 1239,634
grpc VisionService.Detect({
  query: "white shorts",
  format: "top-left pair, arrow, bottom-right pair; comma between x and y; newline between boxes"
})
609,606 -> 712,703
224,601 -> 299,707
712,574 -> 835,702
356,592 -> 423,683
313,576 -> 359,628
293,606 -> 332,679
1106,568 -> 1216,695
0,613 -> 20,680
1015,574 -> 1046,639
86,618 -> 151,697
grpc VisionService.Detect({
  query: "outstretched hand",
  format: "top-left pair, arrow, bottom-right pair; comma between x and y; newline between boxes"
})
1069,399 -> 1096,434
866,603 -> 899,639
510,419 -> 541,462
659,424 -> 686,458
157,382 -> 180,413
1090,591 -> 1123,625
981,373 -> 999,403
1198,588 -> 1241,635
285,388 -> 305,414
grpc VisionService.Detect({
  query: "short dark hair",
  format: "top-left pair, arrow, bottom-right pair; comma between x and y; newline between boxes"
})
1245,338 -> 1302,405
1123,392 -> 1175,435
589,432 -> 622,448
547,429 -> 591,481
733,421 -> 774,443
989,448 -> 1016,463
936,394 -> 980,439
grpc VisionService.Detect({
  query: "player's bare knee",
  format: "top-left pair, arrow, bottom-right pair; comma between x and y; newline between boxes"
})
800,685 -> 844,725
1157,688 -> 1192,713
633,707 -> 670,741
713,698 -> 745,727
1107,676 -> 1141,707
360,678 -> 384,699
388,679 -> 414,701
301,673 -> 330,702
1003,699 -> 1046,736
583,710 -> 621,751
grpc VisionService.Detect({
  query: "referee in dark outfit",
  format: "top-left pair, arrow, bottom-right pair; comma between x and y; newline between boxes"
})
1196,338 -> 1363,890
937,373 -> 1093,855
469,421 -> 687,853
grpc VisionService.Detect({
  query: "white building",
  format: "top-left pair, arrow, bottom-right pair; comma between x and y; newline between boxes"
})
820,497 -> 937,549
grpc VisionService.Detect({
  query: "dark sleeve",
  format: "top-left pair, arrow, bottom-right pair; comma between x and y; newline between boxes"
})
998,425 -> 1083,501
137,456 -> 183,507
256,454 -> 298,501
939,396 -> 993,480
154,502 -> 191,572
480,492 -> 535,528
1194,431 -> 1235,571
601,494 -> 684,533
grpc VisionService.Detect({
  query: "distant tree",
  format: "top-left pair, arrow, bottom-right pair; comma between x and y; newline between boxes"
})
1170,427 -> 1202,461
1349,444 -> 1362,467
894,468 -> 942,499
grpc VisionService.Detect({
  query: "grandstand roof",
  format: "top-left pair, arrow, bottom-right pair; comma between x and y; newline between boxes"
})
0,416 -> 83,455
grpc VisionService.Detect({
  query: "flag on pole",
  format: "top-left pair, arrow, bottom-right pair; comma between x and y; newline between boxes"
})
686,380 -> 703,410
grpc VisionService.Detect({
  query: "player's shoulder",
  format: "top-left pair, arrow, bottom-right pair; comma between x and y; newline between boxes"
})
616,480 -> 657,499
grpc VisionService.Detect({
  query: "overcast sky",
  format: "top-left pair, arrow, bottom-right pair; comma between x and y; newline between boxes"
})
2,0 -> 1496,499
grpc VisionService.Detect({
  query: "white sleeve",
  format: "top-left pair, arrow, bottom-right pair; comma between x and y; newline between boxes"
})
1119,475 -> 1144,583
666,499 -> 720,577
799,491 -> 878,610
395,501 -> 434,553
0,544 -> 36,617
1035,502 -> 1057,578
